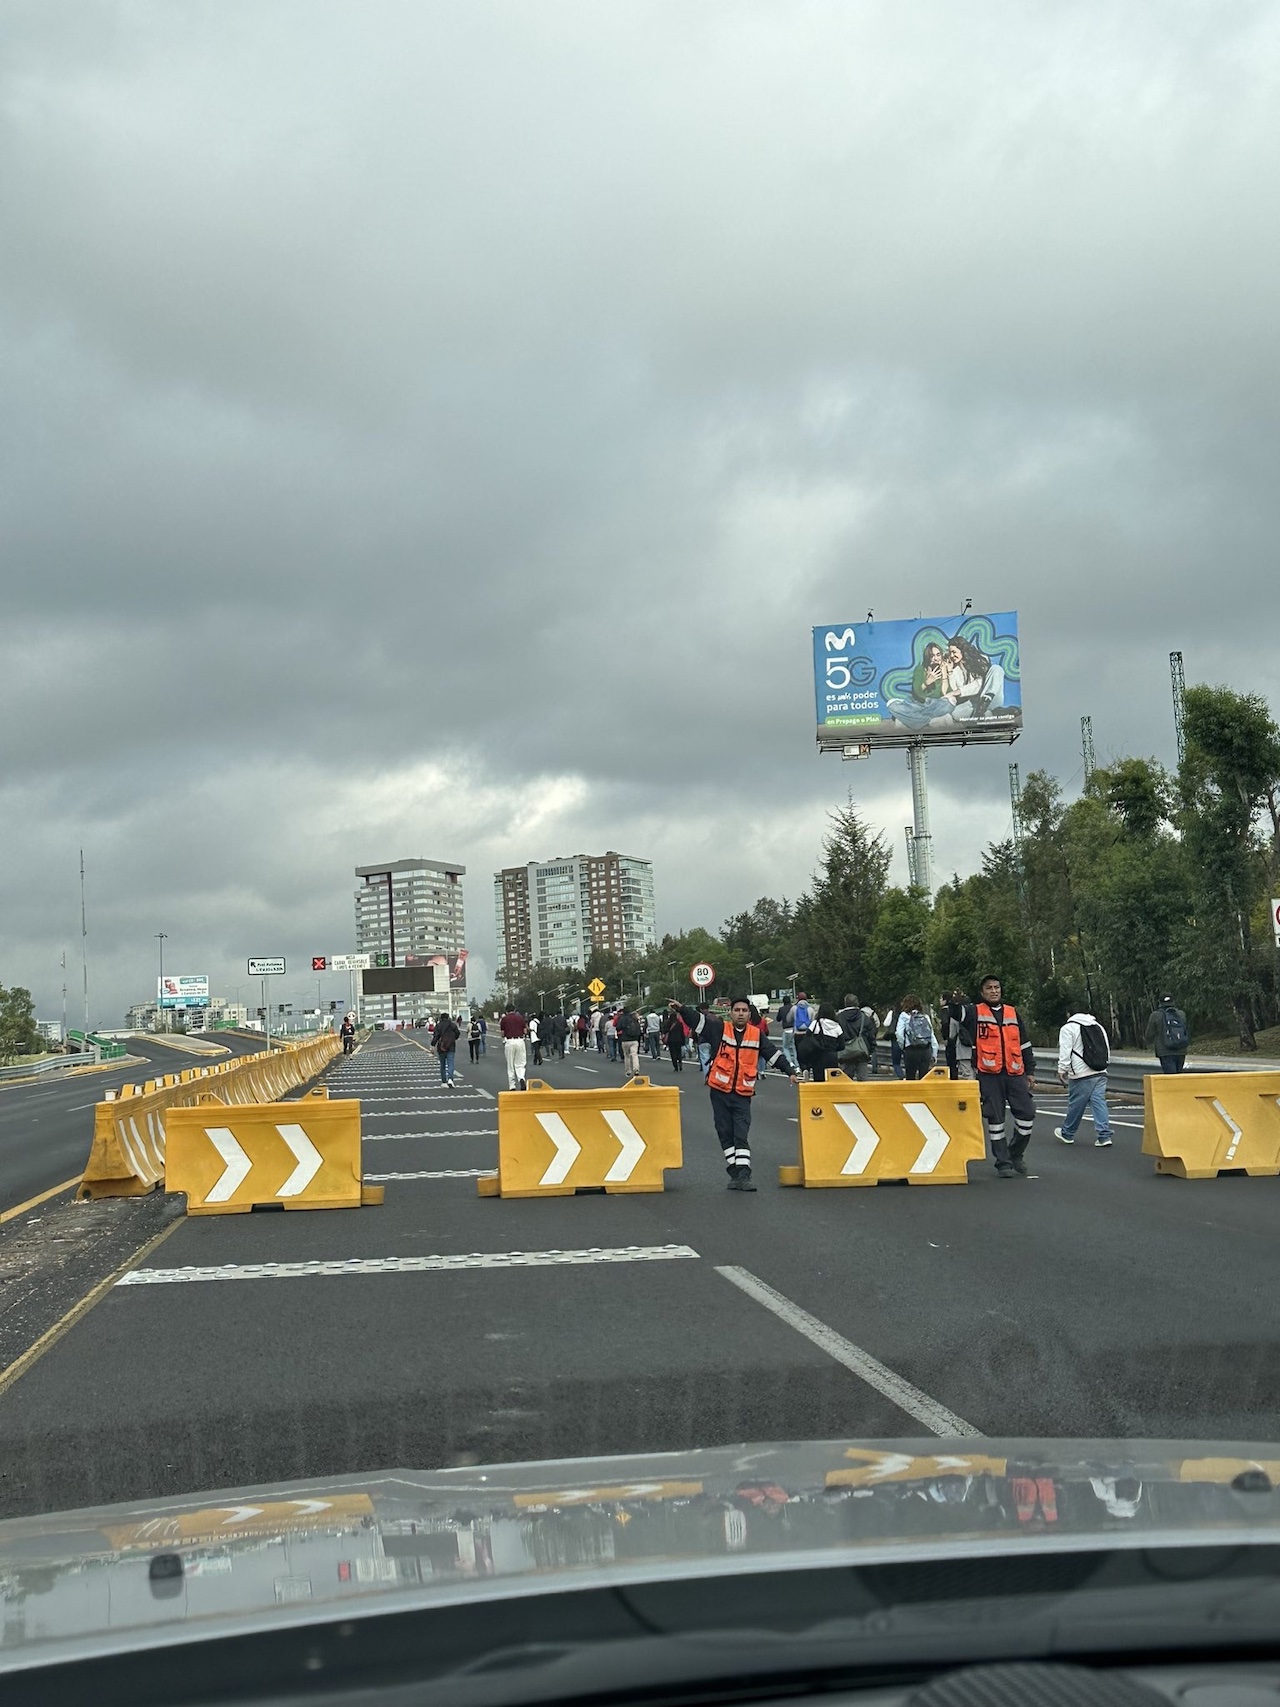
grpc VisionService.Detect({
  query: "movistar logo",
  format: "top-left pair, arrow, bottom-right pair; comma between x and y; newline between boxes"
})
824,628 -> 858,651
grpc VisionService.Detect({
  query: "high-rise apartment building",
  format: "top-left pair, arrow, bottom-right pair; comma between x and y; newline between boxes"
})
494,853 -> 655,982
354,858 -> 467,1022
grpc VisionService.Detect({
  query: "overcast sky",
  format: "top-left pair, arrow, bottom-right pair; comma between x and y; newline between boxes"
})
2,0 -> 1277,1025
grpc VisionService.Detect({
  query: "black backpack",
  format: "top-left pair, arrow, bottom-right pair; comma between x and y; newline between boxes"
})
617,1011 -> 641,1041
1160,1006 -> 1190,1054
1077,1022 -> 1109,1072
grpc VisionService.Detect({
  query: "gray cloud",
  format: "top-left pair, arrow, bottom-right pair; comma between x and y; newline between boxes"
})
2,0 -> 1277,1023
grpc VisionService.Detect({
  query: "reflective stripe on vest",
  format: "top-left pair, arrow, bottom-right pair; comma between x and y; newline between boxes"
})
707,1024 -> 761,1095
974,1002 -> 1025,1076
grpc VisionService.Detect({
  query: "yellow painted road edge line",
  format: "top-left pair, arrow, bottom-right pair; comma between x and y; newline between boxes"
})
0,1176 -> 82,1224
0,1216 -> 181,1401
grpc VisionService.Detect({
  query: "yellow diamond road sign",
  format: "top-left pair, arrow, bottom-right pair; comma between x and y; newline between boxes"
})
587,977 -> 606,999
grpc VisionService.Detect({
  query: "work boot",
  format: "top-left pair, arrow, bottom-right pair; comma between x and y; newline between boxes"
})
995,1162 -> 1015,1178
728,1171 -> 757,1192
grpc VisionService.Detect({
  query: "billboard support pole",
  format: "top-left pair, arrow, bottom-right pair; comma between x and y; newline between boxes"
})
907,743 -> 932,893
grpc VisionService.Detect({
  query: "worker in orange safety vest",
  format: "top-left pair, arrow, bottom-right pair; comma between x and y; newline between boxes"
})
963,974 -> 1038,1178
680,996 -> 798,1191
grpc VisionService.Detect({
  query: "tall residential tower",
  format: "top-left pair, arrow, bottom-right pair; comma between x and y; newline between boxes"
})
494,853 -> 655,983
354,857 -> 467,1022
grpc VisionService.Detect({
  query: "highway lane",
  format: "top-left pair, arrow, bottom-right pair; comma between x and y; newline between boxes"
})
0,1031 -> 1277,1519
0,1031 -> 294,1216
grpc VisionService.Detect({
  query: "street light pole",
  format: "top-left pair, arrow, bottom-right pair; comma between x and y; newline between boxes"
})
667,960 -> 677,998
155,933 -> 168,1033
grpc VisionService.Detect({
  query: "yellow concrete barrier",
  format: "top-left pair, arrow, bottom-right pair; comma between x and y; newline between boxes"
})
779,1068 -> 985,1186
479,1076 -> 682,1198
165,1087 -> 363,1213
1142,1071 -> 1280,1178
79,1033 -> 341,1197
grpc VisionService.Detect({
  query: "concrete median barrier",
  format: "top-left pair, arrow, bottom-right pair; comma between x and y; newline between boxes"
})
478,1075 -> 682,1198
1142,1070 -> 1280,1178
78,1033 -> 342,1198
779,1068 -> 986,1186
165,1087 -> 364,1214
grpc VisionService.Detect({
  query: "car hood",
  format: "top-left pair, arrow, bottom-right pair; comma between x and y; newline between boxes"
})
2,1438 -> 1279,1672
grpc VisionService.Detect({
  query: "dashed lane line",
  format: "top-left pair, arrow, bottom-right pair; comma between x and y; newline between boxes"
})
715,1265 -> 980,1439
117,1244 -> 702,1285
365,1169 -> 496,1181
363,1130 -> 496,1141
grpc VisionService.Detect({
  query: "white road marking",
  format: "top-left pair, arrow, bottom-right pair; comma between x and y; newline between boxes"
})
1211,1098 -> 1244,1162
571,1066 -> 599,1074
276,1123 -> 323,1196
600,1109 -> 645,1182
205,1127 -> 252,1202
535,1112 -> 582,1185
715,1265 -> 980,1438
364,1169 -> 496,1181
361,1104 -> 490,1115
118,1244 -> 702,1285
362,1129 -> 496,1140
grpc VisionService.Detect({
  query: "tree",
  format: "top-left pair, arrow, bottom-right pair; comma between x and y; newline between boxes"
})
789,798 -> 891,1004
862,887 -> 932,1013
1177,686 -> 1280,1047
0,984 -> 40,1061
498,960 -> 584,1017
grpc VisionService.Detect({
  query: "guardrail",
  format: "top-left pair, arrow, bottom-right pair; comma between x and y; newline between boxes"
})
0,1051 -> 101,1084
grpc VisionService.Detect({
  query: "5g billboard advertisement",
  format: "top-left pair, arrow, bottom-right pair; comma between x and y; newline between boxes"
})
814,612 -> 1022,749
158,974 -> 210,1009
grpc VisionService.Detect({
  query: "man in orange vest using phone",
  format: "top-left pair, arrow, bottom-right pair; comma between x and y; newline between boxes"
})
680,997 -> 798,1191
968,974 -> 1037,1178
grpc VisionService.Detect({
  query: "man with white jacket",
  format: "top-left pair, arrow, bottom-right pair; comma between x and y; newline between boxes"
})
1055,1009 -> 1114,1147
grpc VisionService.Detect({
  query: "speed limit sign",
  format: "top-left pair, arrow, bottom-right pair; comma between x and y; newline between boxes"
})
690,962 -> 715,988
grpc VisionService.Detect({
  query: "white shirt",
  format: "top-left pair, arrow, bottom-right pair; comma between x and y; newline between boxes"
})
1057,1013 -> 1107,1079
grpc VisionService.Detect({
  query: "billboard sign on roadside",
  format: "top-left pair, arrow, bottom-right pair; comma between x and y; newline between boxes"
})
814,612 -> 1022,748
158,974 -> 210,1009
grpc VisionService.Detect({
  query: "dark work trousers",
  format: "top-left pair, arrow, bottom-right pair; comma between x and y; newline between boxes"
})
468,1038 -> 481,1062
978,1071 -> 1036,1165
709,1088 -> 754,1178
1158,1055 -> 1186,1073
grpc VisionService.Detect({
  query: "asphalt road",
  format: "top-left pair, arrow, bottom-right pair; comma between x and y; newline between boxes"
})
0,1032 -> 284,1216
0,1031 -> 1277,1520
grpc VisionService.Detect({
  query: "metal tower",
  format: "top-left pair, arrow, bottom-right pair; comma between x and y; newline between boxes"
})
1009,762 -> 1023,846
1170,651 -> 1186,764
905,744 -> 932,892
1081,715 -> 1096,783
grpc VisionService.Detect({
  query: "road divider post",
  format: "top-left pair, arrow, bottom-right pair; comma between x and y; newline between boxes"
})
780,1068 -> 985,1186
1142,1071 -> 1280,1177
479,1076 -> 682,1198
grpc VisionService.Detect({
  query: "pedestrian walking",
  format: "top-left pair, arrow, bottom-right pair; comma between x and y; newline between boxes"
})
605,1012 -> 619,1062
499,1003 -> 528,1090
834,993 -> 876,1081
777,995 -> 799,1072
895,994 -> 937,1080
615,1004 -> 643,1075
945,989 -> 975,1078
340,1013 -> 356,1054
467,1014 -> 483,1063
552,1012 -> 569,1059
966,975 -> 1037,1178
645,1008 -> 662,1059
478,1014 -> 487,1055
681,996 -> 798,1190
576,1013 -> 590,1050
805,1005 -> 846,1082
662,1003 -> 687,1071
1146,994 -> 1190,1073
593,1008 -> 607,1053
528,1013 -> 544,1067
435,1013 -> 461,1086
885,1004 -> 906,1078
1055,1009 -> 1114,1147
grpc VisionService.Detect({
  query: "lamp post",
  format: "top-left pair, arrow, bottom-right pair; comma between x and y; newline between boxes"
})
745,959 -> 769,998
667,960 -> 678,998
155,932 -> 168,1033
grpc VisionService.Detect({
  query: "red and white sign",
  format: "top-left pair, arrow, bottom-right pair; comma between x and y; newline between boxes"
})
1272,898 -> 1280,946
690,962 -> 715,988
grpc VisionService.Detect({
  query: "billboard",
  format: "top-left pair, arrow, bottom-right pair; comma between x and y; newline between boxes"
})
814,612 -> 1022,749
404,950 -> 469,991
158,974 -> 210,1009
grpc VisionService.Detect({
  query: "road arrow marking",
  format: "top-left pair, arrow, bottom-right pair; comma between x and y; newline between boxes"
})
833,1104 -> 879,1175
534,1112 -> 581,1185
218,1505 -> 264,1525
601,1110 -> 645,1181
276,1123 -> 323,1196
904,1104 -> 950,1173
205,1128 -> 252,1201
288,1499 -> 332,1516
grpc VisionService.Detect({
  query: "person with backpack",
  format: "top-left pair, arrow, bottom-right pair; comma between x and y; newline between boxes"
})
805,1004 -> 846,1082
340,1013 -> 357,1054
1145,995 -> 1190,1072
835,993 -> 876,1081
467,1014 -> 483,1064
1054,1008 -> 1114,1147
776,995 -> 799,1071
662,1002 -> 687,1071
615,1004 -> 643,1075
791,991 -> 814,1076
894,994 -> 937,1079
434,1012 -> 461,1087
528,1012 -> 543,1067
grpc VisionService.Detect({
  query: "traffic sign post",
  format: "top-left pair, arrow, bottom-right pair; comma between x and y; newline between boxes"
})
587,977 -> 607,1003
248,958 -> 285,1049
